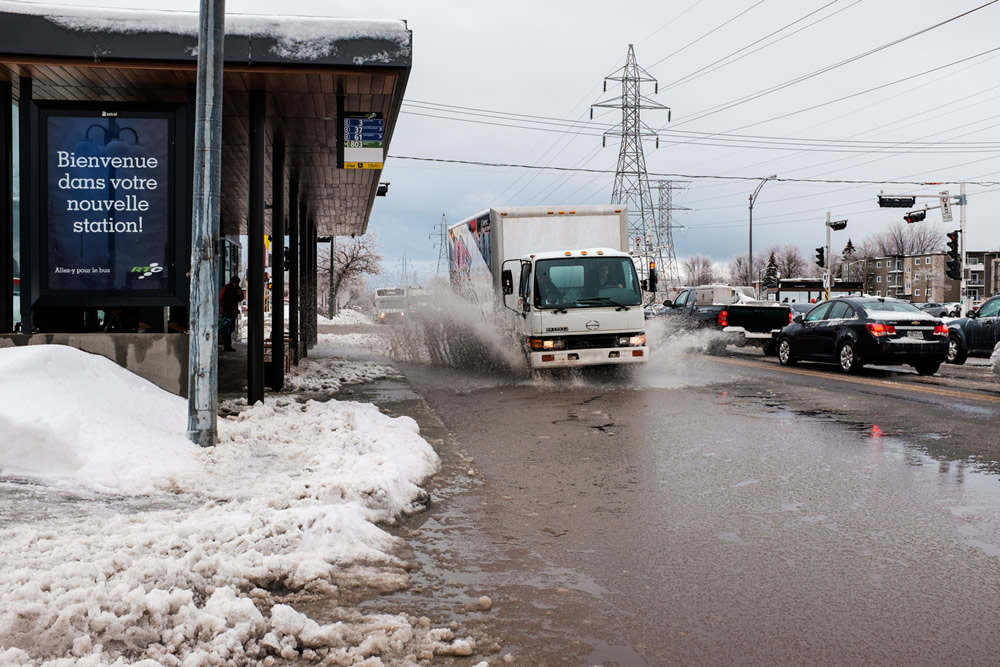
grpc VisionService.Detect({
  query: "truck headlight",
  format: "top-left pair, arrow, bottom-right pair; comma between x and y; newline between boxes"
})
618,334 -> 646,347
529,338 -> 565,350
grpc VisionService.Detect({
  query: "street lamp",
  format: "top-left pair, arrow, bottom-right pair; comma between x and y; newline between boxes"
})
749,174 -> 778,296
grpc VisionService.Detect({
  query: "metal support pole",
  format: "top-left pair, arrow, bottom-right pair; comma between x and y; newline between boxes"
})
187,0 -> 225,447
960,181 -> 969,315
748,175 -> 777,296
824,212 -> 832,301
748,193 -> 754,291
299,202 -> 309,358
0,80 -> 12,333
247,89 -> 265,405
309,221 -> 319,346
17,77 -> 31,334
287,177 -> 299,363
270,142 -> 285,390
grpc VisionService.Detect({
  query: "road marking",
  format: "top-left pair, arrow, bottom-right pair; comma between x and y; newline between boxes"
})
712,355 -> 1000,404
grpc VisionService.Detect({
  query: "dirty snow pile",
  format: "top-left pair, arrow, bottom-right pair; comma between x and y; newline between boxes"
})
319,309 -> 373,326
0,345 -> 488,665
319,332 -> 393,358
992,341 -> 1000,380
279,355 -> 400,393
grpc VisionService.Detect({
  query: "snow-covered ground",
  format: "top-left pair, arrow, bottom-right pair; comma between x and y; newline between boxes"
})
318,309 -> 373,327
0,337 -> 490,665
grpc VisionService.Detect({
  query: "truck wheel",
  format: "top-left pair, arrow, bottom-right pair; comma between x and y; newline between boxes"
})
946,334 -> 967,365
914,362 -> 940,376
838,341 -> 863,374
777,337 -> 796,366
761,340 -> 776,356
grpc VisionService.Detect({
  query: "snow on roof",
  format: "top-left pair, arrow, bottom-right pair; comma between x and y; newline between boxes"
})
0,1 -> 410,62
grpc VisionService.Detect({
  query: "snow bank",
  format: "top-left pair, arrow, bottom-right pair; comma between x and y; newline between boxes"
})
318,308 -> 373,326
0,345 -> 474,664
0,345 -> 199,493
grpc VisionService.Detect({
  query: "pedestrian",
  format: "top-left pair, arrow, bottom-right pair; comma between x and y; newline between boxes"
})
218,275 -> 244,352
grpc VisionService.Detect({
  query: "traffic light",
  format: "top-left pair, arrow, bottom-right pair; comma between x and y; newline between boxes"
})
946,230 -> 961,281
815,247 -> 825,268
647,260 -> 658,293
877,195 -> 916,208
903,209 -> 927,223
827,219 -> 847,231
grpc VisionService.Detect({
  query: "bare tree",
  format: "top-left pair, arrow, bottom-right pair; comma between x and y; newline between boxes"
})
774,245 -> 806,280
726,255 -> 751,286
317,234 -> 382,316
681,255 -> 716,286
871,220 -> 944,257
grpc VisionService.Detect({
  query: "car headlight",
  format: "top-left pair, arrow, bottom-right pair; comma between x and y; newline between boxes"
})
618,334 -> 646,347
529,338 -> 566,350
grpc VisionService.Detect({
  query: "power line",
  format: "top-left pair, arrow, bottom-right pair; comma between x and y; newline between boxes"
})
386,155 -> 1000,187
665,0 -> 1000,130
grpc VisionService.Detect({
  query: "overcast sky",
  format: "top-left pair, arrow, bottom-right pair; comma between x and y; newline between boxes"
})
26,0 -> 1000,286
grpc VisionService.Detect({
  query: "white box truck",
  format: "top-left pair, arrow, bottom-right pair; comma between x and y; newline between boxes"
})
373,287 -> 407,323
448,205 -> 648,369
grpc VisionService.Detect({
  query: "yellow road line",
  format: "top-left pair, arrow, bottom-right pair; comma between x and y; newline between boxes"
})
712,355 -> 1000,404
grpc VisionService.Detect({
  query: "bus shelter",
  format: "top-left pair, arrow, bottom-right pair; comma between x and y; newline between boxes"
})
0,4 -> 411,403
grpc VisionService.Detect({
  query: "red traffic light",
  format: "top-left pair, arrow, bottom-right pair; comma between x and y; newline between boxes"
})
903,210 -> 927,223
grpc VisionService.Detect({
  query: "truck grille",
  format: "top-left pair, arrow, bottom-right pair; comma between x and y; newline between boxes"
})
565,334 -> 622,350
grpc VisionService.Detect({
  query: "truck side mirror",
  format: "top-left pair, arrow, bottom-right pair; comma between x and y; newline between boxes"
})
640,279 -> 649,291
501,270 -> 514,295
662,299 -> 673,307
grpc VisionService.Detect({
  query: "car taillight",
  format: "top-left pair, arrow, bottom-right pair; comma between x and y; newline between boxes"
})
718,309 -> 728,327
933,324 -> 948,336
866,322 -> 897,337
788,312 -> 794,325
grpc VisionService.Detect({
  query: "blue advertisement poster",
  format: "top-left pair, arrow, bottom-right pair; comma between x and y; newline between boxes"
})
46,114 -> 170,291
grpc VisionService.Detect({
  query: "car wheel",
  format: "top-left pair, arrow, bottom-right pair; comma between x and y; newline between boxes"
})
838,341 -> 863,374
777,337 -> 796,366
946,334 -> 967,365
914,362 -> 940,376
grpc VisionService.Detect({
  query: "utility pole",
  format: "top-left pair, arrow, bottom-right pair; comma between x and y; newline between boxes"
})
187,0 -> 225,447
592,44 -> 670,285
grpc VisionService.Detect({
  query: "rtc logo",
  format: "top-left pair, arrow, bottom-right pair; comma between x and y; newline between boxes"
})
131,262 -> 164,279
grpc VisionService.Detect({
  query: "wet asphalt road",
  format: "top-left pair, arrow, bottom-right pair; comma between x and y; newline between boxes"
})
341,325 -> 1000,667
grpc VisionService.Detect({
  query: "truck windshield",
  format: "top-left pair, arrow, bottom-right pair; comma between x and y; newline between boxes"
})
534,257 -> 641,309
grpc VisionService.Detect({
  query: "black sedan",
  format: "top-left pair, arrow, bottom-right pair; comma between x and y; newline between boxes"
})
776,297 -> 949,375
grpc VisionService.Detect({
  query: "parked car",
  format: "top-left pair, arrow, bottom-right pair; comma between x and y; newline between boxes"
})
644,303 -> 667,320
945,294 -> 1000,364
659,285 -> 793,353
776,296 -> 948,375
943,302 -> 963,317
918,302 -> 949,318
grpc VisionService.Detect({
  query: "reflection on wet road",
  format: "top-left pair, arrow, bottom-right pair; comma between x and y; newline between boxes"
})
379,350 -> 1000,666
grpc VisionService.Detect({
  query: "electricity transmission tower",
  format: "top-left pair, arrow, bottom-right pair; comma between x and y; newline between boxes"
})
655,180 -> 690,287
591,44 -> 670,289
431,213 -> 449,278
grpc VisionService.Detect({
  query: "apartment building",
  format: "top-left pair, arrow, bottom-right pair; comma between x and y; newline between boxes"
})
869,251 -> 1000,304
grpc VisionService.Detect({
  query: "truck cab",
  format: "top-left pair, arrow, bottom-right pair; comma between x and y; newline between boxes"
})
503,248 -> 648,368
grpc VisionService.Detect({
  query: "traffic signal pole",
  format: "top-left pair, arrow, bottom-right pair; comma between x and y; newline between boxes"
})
825,212 -> 831,300
960,181 -> 969,315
